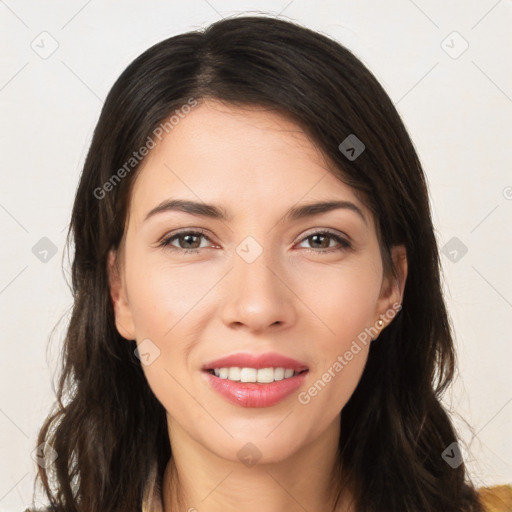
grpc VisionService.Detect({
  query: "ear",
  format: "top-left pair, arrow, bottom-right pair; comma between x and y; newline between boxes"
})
374,244 -> 407,333
107,249 -> 136,340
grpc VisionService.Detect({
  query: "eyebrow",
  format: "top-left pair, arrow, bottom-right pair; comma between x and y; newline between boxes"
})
144,198 -> 367,226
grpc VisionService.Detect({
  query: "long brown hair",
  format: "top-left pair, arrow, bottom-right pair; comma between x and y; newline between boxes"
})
33,14 -> 484,512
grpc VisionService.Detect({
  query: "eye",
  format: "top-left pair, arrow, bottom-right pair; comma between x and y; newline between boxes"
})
296,230 -> 352,254
158,229 -> 214,254
157,228 -> 352,255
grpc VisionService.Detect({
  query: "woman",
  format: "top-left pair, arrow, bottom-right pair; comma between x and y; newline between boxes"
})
29,14 -> 491,512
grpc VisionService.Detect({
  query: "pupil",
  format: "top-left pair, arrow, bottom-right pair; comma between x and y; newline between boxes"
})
182,234 -> 198,248
311,234 -> 327,248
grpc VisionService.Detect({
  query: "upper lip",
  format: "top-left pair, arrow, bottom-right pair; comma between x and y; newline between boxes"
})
202,352 -> 309,372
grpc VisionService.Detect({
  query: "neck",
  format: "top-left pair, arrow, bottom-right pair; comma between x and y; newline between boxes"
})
161,416 -> 354,512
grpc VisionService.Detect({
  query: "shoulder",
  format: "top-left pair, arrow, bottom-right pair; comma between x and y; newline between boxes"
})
478,484 -> 512,512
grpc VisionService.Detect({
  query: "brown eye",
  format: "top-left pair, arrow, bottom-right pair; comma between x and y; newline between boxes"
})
158,230 -> 212,254
297,230 -> 351,254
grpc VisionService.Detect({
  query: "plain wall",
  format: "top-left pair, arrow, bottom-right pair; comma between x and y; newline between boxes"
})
1,1 -> 511,510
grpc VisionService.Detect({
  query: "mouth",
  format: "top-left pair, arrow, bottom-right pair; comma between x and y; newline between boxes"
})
202,366 -> 309,408
201,352 -> 310,405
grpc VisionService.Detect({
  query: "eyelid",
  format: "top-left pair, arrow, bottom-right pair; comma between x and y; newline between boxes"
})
298,227 -> 350,241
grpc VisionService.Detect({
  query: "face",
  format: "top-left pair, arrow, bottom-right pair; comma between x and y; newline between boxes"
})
109,99 -> 407,465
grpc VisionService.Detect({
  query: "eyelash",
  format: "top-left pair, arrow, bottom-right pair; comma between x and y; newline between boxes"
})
157,228 -> 352,255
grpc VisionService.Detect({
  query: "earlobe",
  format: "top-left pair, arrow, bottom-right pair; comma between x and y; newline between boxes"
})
107,250 -> 136,340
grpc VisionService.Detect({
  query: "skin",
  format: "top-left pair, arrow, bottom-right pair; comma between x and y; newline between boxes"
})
108,99 -> 407,512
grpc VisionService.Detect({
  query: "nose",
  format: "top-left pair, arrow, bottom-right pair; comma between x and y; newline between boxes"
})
219,245 -> 297,333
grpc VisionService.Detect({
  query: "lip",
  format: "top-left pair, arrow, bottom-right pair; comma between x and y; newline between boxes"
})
202,370 -> 308,408
201,352 -> 309,408
202,352 -> 309,372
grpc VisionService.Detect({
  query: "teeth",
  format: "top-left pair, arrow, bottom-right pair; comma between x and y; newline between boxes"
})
241,367 -> 257,382
229,367 -> 240,381
274,367 -> 285,381
212,367 -> 299,383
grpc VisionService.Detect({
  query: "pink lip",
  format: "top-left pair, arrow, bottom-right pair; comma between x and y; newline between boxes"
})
202,352 -> 309,372
201,352 -> 309,408
202,371 -> 308,408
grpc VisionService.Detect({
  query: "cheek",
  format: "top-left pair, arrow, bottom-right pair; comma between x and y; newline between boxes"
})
126,252 -> 214,338
298,253 -> 383,342
124,259 -> 208,417
294,257 -> 381,409
124,253 -> 219,394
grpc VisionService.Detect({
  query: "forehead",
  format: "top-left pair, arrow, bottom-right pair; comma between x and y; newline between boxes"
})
128,99 -> 371,226
152,99 -> 330,167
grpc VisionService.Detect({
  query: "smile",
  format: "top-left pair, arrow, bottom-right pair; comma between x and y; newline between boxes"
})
203,368 -> 309,408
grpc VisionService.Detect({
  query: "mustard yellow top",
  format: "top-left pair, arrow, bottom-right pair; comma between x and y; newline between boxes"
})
477,484 -> 512,512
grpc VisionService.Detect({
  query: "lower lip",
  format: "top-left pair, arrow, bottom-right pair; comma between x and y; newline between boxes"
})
203,370 -> 308,408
